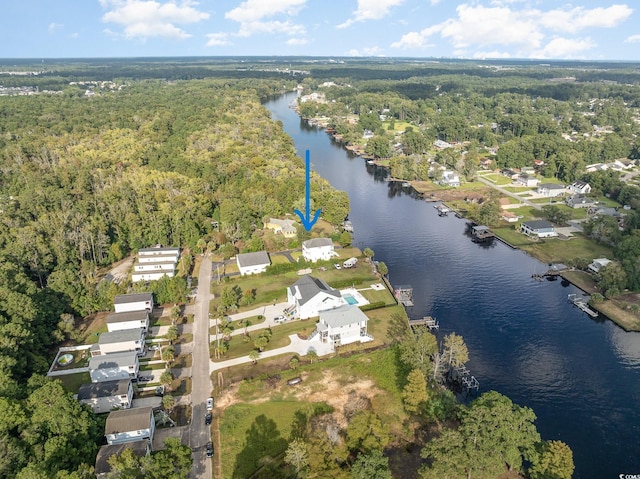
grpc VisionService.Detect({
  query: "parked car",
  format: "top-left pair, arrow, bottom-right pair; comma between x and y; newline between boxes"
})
154,386 -> 164,397
274,315 -> 286,323
138,376 -> 152,383
206,441 -> 214,457
334,263 -> 341,270
206,397 -> 214,410
205,412 -> 212,425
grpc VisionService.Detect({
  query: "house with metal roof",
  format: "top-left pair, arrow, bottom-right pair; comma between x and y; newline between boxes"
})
104,407 -> 155,446
236,251 -> 271,276
287,275 -> 345,319
537,183 -> 566,197
316,305 -> 372,348
78,379 -> 134,413
89,351 -> 139,382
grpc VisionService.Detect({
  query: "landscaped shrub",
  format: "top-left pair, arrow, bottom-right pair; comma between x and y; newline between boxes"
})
360,301 -> 386,311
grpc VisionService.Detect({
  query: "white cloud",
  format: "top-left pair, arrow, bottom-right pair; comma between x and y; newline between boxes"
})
338,0 -> 404,29
471,50 -> 513,59
237,20 -> 305,37
286,37 -> 308,45
69,32 -> 79,39
225,0 -> 306,37
625,34 -> 640,43
100,0 -> 209,40
48,22 -> 63,34
391,3 -> 633,59
531,37 -> 596,59
540,5 -> 633,34
225,0 -> 306,23
206,33 -> 230,46
347,46 -> 385,56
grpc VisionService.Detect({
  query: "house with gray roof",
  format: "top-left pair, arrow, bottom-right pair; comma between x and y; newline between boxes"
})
566,194 -> 597,209
106,310 -> 149,333
104,406 -> 155,446
265,218 -> 297,238
287,275 -> 345,319
302,238 -> 337,262
537,183 -> 566,197
78,379 -> 133,413
236,251 -> 271,276
316,305 -> 372,348
113,293 -> 154,313
95,441 -> 151,478
92,329 -> 146,356
521,220 -> 558,238
89,351 -> 139,382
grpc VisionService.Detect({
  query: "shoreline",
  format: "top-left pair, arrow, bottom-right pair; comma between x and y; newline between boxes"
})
308,116 -> 640,333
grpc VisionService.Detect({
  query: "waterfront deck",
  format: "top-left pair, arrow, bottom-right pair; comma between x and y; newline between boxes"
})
394,285 -> 414,307
409,316 -> 439,331
568,293 -> 598,317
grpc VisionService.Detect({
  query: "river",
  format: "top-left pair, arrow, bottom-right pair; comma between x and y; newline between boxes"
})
265,92 -> 640,479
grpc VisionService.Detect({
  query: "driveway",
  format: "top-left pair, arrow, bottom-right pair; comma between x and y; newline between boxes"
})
476,175 -> 542,210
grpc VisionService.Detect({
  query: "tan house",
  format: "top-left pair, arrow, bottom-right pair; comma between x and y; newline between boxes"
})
265,218 -> 297,238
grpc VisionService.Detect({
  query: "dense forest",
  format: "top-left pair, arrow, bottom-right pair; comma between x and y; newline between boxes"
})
0,67 -> 348,477
2,56 -> 639,477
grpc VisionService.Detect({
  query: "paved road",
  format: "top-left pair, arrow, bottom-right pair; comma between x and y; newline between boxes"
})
190,256 -> 213,479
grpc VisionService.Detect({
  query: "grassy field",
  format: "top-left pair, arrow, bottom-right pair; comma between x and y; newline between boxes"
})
218,348 -> 407,479
212,320 -> 317,361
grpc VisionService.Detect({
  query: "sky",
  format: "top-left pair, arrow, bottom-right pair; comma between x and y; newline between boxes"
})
2,0 -> 640,61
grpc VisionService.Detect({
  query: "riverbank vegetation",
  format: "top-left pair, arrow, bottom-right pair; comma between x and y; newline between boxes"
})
216,330 -> 574,479
296,60 -> 640,330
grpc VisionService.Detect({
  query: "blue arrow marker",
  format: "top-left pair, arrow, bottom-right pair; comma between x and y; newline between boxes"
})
294,149 -> 321,231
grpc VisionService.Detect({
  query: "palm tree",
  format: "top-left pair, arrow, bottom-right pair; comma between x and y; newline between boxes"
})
306,349 -> 318,364
249,350 -> 260,365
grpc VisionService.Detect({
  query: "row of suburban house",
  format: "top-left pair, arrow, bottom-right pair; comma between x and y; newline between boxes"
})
235,238 -> 339,276
81,293 -> 158,477
79,293 -> 154,413
132,246 -> 180,283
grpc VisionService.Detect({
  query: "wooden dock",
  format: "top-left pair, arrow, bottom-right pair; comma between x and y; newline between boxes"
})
568,293 -> 598,317
470,225 -> 495,243
409,316 -> 439,331
394,285 -> 414,307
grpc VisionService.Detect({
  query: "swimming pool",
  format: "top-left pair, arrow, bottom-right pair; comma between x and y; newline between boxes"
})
343,294 -> 358,305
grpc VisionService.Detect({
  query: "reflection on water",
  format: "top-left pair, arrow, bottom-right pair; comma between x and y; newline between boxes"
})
266,92 -> 640,479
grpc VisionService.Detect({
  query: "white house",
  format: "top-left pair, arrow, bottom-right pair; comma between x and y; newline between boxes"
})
133,247 -> 179,283
440,170 -> 460,187
104,407 -> 155,446
89,351 -> 139,382
113,293 -> 154,313
302,238 -> 337,263
287,275 -> 345,319
521,220 -> 558,238
92,329 -> 146,357
106,310 -> 149,333
236,251 -> 271,276
516,174 -> 539,187
537,183 -> 566,197
588,258 -> 613,273
568,181 -> 592,195
78,379 -> 134,413
316,305 -> 372,348
95,441 -> 151,479
138,246 -> 180,260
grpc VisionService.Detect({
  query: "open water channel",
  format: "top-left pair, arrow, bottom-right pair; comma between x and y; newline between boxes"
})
265,92 -> 640,479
